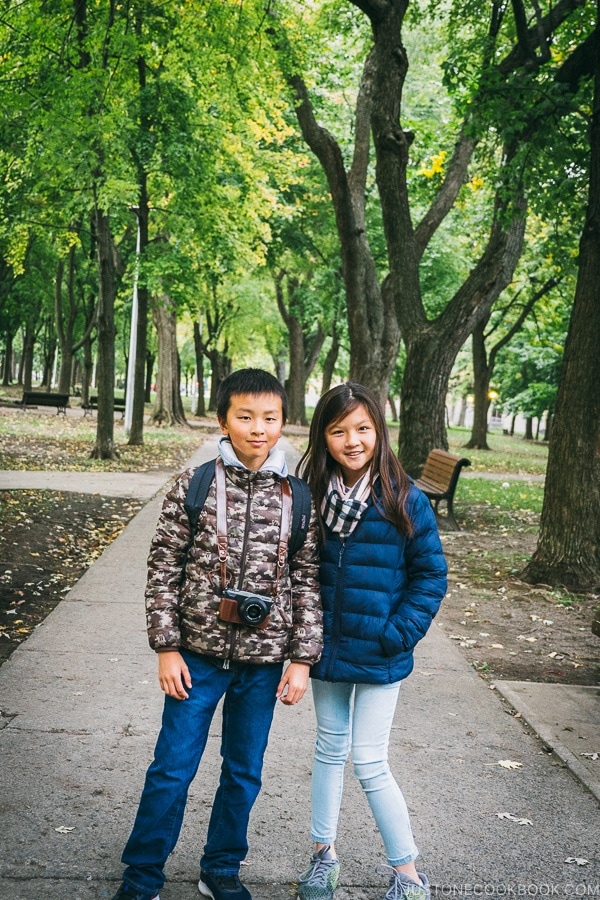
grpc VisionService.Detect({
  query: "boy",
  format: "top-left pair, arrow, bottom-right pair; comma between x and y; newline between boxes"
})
112,369 -> 322,900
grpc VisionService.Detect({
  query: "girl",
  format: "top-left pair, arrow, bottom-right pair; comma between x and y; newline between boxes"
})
296,383 -> 447,900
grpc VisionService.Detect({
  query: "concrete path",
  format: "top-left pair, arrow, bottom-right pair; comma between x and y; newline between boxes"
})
0,436 -> 598,900
0,470 -> 177,500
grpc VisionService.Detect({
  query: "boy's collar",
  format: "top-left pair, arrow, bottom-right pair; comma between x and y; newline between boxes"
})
218,436 -> 289,478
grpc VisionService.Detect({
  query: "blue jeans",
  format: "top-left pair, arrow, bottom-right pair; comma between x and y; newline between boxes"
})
310,679 -> 419,866
121,650 -> 283,895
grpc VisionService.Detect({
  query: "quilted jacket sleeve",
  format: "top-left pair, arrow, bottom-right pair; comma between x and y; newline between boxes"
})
288,504 -> 323,664
380,487 -> 448,656
145,469 -> 194,650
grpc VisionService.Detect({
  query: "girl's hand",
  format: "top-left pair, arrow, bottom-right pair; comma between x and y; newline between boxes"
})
157,650 -> 192,700
276,661 -> 311,706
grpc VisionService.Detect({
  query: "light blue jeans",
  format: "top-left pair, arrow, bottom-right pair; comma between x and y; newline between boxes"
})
310,679 -> 419,866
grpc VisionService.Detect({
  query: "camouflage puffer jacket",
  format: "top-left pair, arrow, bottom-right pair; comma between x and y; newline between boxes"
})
145,465 -> 323,666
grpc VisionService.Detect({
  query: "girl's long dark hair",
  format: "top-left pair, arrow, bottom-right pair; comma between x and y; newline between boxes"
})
297,383 -> 413,537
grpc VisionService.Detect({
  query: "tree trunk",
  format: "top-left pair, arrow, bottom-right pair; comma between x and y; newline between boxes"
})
90,209 -> 119,460
457,394 -> 468,427
273,33 -> 401,408
286,315 -> 308,425
151,297 -> 187,426
17,329 -> 24,385
81,216 -> 98,408
145,351 -> 154,402
207,348 -> 232,412
398,335 -> 458,477
22,322 -> 35,391
2,329 -> 13,385
523,14 -> 600,590
275,272 -> 325,425
465,322 -> 492,450
56,253 -> 74,395
193,320 -> 206,417
321,322 -> 340,395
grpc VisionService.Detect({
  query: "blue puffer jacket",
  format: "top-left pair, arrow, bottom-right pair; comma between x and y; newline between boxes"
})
311,483 -> 447,684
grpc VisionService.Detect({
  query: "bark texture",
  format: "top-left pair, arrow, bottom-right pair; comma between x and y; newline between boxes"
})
90,209 -> 119,460
151,297 -> 187,427
275,271 -> 325,425
523,17 -> 600,590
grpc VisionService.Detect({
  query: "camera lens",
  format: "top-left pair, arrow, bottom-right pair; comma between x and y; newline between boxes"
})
242,602 -> 264,624
237,595 -> 270,625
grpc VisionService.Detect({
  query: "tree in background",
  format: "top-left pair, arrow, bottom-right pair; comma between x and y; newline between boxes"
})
268,0 -> 594,474
523,7 -> 600,589
465,274 -> 563,450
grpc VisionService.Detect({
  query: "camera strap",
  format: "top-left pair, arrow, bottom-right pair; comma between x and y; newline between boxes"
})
214,457 -> 292,593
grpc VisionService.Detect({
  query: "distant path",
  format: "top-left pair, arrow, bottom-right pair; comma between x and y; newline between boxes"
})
462,470 -> 545,481
0,435 -> 304,499
0,470 -> 177,500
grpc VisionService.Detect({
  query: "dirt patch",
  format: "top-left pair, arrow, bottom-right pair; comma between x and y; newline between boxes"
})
438,513 -> 600,686
0,490 -> 143,665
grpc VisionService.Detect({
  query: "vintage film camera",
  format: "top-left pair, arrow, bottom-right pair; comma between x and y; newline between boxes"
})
219,588 -> 272,628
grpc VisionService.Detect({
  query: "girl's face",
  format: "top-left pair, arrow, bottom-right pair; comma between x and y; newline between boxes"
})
324,403 -> 378,486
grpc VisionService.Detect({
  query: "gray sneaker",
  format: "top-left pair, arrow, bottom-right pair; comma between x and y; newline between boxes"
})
297,845 -> 340,900
377,866 -> 431,900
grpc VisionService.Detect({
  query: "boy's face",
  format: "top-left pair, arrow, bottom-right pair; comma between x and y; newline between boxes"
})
218,392 -> 284,471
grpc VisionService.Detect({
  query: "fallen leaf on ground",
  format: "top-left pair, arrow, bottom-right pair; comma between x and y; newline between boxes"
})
565,858 -> 589,866
496,812 -> 533,825
580,752 -> 599,760
498,760 -> 523,769
54,825 -> 75,834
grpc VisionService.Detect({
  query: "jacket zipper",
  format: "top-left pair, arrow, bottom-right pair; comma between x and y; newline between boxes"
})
326,539 -> 346,680
237,474 -> 254,588
225,473 -> 254,667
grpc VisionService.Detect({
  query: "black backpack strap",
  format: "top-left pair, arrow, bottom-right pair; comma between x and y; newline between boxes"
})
184,460 -> 311,559
287,475 -> 312,560
184,459 -> 216,533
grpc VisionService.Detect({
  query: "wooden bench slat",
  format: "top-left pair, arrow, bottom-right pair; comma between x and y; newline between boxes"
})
415,449 -> 471,530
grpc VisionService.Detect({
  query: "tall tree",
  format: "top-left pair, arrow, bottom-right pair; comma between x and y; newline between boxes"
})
466,275 -> 560,449
152,295 -> 187,426
274,270 -> 325,424
523,10 -> 600,590
269,0 -> 594,474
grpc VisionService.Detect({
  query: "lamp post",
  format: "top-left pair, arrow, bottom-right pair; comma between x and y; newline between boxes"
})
124,209 -> 140,437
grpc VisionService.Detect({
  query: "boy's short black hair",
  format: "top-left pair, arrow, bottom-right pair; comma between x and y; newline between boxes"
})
216,368 -> 288,424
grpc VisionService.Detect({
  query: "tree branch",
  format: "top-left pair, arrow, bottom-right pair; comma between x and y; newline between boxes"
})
305,323 -> 325,374
414,130 -> 476,257
274,270 -> 291,329
489,276 -> 560,369
498,0 -> 586,77
348,48 -> 376,197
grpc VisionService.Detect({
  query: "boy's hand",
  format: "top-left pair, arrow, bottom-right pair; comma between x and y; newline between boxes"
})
157,650 -> 192,700
276,661 -> 310,706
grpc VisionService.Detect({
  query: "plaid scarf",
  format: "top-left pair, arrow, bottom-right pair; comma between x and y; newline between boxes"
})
322,469 -> 372,537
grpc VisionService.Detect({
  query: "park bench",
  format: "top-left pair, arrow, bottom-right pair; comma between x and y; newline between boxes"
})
17,391 -> 70,415
414,448 -> 471,531
83,395 -> 126,417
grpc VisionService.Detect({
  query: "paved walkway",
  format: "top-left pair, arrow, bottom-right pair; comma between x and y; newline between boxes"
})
0,436 -> 598,900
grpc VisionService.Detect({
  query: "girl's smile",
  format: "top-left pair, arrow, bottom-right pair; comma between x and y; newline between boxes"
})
324,403 -> 377,486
